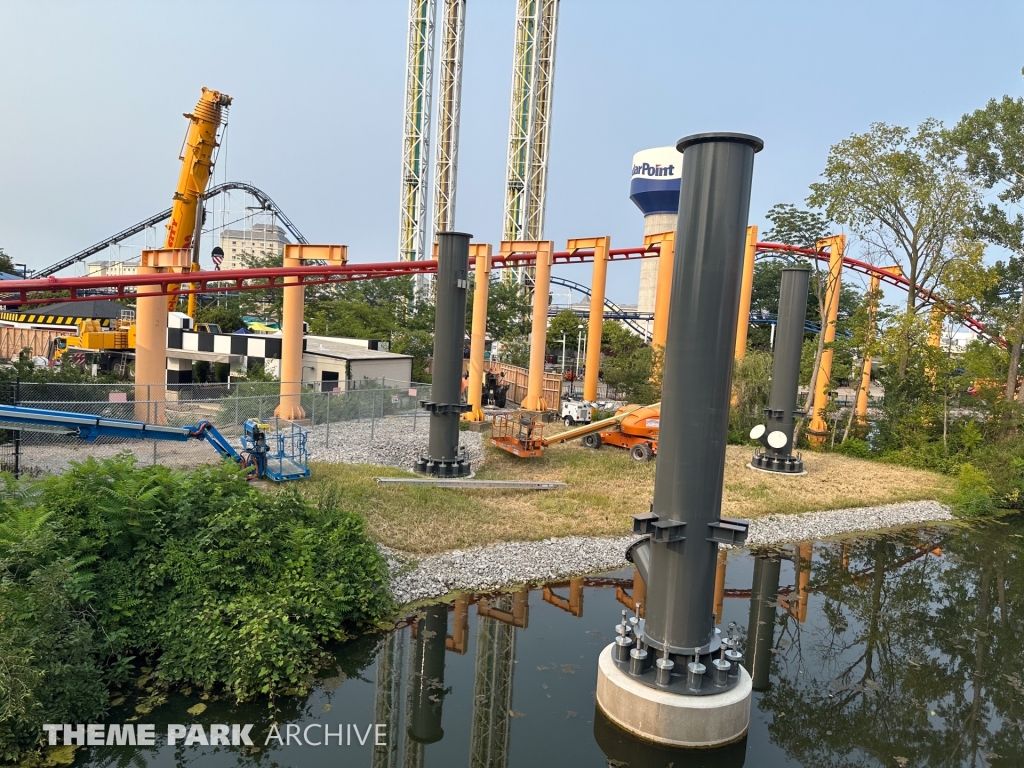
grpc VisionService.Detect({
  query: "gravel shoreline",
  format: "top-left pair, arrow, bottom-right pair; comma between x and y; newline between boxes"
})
306,415 -> 485,470
386,500 -> 953,605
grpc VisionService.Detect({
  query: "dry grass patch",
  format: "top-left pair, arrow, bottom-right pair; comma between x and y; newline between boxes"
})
304,438 -> 951,556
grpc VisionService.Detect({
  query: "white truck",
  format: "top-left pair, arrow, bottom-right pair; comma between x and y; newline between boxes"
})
560,399 -> 593,427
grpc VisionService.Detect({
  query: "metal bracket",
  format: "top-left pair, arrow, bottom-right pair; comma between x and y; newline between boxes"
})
652,519 -> 687,543
707,518 -> 749,546
632,511 -> 658,535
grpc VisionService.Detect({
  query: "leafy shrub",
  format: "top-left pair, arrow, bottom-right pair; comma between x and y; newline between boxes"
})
0,457 -> 393,761
950,462 -> 995,517
836,437 -> 871,458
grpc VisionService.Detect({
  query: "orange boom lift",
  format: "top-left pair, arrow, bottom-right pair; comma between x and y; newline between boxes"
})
490,403 -> 661,462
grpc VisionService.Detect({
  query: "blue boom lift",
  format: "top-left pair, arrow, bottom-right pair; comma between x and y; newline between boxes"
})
0,405 -> 310,482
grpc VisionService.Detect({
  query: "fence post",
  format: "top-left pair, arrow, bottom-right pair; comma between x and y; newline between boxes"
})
326,390 -> 331,447
370,390 -> 376,441
311,388 -> 316,426
235,396 -> 239,428
13,376 -> 20,478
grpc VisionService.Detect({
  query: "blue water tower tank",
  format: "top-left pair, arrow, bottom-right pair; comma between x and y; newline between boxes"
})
630,147 -> 683,215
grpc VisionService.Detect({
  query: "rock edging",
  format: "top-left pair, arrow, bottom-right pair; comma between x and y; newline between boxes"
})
385,499 -> 953,606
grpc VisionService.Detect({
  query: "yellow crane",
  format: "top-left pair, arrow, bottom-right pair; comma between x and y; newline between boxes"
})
165,87 -> 232,317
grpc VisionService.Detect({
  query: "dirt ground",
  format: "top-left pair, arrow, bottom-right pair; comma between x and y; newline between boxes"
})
306,438 -> 952,556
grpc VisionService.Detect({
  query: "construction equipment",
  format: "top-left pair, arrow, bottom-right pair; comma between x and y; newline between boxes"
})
560,398 -> 592,426
0,404 -> 309,482
48,310 -> 137,366
490,402 -> 660,462
164,87 -> 233,316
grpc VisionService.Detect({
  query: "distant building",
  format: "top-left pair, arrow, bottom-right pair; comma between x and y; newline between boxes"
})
86,259 -> 138,277
218,224 -> 291,270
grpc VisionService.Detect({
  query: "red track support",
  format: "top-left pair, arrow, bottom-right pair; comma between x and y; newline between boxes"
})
0,241 -> 1001,346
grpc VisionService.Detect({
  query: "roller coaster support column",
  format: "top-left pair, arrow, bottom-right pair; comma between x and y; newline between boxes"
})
569,236 -> 610,406
464,243 -> 493,422
856,266 -> 900,423
734,226 -> 757,360
275,245 -> 347,421
135,248 -> 190,424
503,240 -> 553,412
646,231 -> 675,351
806,235 -> 845,446
597,132 -> 761,748
416,232 -> 473,477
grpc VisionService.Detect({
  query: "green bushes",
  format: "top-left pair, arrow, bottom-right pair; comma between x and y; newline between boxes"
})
0,457 -> 392,762
950,462 -> 996,517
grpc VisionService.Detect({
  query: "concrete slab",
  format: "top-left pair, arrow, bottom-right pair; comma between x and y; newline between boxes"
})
595,643 -> 751,748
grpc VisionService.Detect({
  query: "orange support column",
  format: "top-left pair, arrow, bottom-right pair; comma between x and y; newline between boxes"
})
646,231 -> 675,350
135,248 -> 190,423
568,236 -> 610,405
734,226 -> 757,361
807,235 -> 845,446
856,273 -> 880,423
463,243 -> 493,422
275,245 -> 347,420
501,240 -> 553,411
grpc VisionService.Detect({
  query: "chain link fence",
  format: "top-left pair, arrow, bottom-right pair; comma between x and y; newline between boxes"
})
0,379 -> 433,477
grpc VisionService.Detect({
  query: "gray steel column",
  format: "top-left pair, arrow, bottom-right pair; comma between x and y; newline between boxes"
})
639,133 -> 761,657
744,553 -> 780,690
415,231 -> 472,476
750,267 -> 809,473
407,604 -> 449,745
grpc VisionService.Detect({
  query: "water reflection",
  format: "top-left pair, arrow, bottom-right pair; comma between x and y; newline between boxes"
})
73,518 -> 1024,768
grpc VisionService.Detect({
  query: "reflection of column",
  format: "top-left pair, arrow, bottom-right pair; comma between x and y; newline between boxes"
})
542,577 -> 584,617
745,553 -> 781,691
446,596 -> 470,654
615,568 -> 646,616
795,542 -> 812,624
713,549 -> 728,623
408,605 -> 449,748
470,595 -> 518,768
372,631 -> 406,768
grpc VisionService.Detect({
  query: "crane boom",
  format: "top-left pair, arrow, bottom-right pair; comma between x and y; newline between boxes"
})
165,87 -> 232,313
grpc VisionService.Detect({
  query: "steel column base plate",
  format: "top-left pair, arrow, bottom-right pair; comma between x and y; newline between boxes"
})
596,644 -> 751,748
413,456 -> 472,477
748,452 -> 805,475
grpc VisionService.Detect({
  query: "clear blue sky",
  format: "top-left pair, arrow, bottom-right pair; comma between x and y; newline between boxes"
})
1,0 -> 1022,303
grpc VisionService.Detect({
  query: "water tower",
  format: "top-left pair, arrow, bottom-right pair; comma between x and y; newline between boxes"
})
630,146 -> 683,321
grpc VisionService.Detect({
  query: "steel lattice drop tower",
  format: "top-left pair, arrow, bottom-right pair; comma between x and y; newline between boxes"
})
502,0 -> 559,284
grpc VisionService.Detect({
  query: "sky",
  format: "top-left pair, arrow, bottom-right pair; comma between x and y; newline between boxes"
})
1,0 -> 1022,304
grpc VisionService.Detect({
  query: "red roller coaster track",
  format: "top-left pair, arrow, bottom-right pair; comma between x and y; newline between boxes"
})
0,242 -> 1002,346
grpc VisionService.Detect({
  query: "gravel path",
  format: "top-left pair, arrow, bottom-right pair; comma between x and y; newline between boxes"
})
306,415 -> 485,469
386,500 -> 953,605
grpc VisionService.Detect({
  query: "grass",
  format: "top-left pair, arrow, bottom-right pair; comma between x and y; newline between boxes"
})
303,436 -> 953,556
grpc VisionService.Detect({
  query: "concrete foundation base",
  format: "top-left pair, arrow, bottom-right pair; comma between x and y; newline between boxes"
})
595,644 -> 751,748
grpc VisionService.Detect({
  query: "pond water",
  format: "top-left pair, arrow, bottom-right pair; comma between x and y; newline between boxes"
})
73,517 -> 1024,768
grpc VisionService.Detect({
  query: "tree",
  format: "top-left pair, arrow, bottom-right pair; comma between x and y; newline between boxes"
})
947,71 -> 1024,400
0,248 -> 17,276
546,309 -> 583,356
238,250 -> 284,321
485,279 -> 532,343
195,304 -> 245,333
808,120 -> 978,321
391,330 -> 433,383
